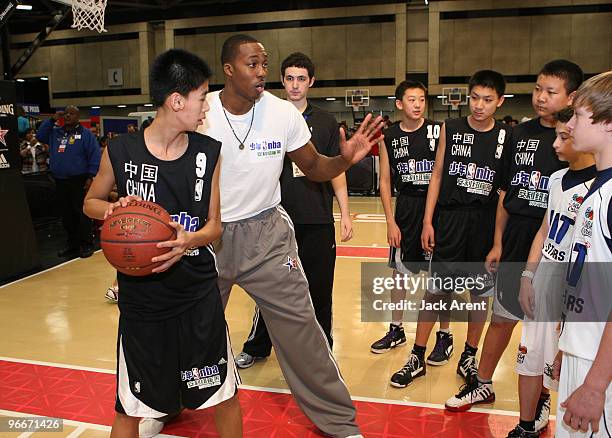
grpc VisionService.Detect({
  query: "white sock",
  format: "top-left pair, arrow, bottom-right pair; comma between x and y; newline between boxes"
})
439,327 -> 450,334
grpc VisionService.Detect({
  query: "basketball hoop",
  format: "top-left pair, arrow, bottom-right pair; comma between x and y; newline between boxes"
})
441,87 -> 468,112
71,0 -> 107,33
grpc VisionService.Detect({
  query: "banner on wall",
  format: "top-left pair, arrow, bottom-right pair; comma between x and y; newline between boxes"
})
0,80 -> 39,281
0,81 -> 20,171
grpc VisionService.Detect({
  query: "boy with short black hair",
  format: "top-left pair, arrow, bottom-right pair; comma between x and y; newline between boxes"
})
445,60 -> 584,419
556,70 -> 612,438
370,80 -> 450,363
390,70 -> 512,389
84,49 -> 242,437
507,107 -> 596,438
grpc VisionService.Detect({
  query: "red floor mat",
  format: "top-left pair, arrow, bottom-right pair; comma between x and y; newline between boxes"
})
0,360 -> 554,437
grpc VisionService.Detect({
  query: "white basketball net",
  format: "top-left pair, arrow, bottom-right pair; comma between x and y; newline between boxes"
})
71,0 -> 107,33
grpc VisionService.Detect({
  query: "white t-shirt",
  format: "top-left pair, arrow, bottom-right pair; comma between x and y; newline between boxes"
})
199,90 -> 311,222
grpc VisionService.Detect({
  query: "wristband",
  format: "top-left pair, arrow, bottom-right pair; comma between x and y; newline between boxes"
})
521,270 -> 535,281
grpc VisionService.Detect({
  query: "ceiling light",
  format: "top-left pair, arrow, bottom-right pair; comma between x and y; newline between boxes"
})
16,78 -> 25,82
41,76 -> 48,81
503,94 -> 515,98
91,106 -> 100,109
325,97 -> 336,101
387,96 -> 395,100
144,103 -> 153,107
117,105 -> 127,108
16,4 -> 33,10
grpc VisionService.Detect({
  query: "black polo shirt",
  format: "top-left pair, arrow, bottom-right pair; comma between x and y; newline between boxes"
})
280,102 -> 340,224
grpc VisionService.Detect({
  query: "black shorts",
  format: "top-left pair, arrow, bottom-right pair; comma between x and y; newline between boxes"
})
115,291 -> 239,417
494,214 -> 543,319
388,194 -> 430,274
430,205 -> 496,293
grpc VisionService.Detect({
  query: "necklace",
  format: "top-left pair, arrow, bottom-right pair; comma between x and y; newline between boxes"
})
220,90 -> 255,150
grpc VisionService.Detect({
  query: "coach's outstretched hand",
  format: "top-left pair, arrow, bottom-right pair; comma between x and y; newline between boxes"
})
339,113 -> 385,165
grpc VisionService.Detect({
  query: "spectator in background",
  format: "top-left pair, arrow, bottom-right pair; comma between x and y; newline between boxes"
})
127,123 -> 137,133
17,106 -> 30,137
36,106 -> 101,258
140,117 -> 153,130
99,135 -> 109,150
383,114 -> 392,128
20,128 -> 48,173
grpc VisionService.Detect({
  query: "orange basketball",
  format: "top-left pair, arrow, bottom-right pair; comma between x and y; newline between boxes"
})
100,200 -> 176,276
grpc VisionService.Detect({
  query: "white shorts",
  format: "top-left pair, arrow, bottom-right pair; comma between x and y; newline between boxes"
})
556,353 -> 612,438
516,320 -> 559,390
515,260 -> 565,390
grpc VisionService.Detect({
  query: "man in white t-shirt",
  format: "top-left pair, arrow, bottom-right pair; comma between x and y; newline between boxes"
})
198,35 -> 382,438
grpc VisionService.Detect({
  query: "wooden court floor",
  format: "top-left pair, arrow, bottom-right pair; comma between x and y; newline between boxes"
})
0,197 -> 557,437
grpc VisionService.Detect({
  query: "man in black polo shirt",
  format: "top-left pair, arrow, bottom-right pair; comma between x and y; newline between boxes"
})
235,52 -> 353,368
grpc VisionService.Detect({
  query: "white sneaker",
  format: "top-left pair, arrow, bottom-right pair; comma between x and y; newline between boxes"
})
534,395 -> 551,432
105,286 -> 118,302
139,418 -> 164,438
445,379 -> 495,412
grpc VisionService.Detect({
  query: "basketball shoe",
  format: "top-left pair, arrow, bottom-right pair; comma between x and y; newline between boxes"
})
445,378 -> 495,411
370,324 -> 406,353
534,394 -> 551,432
234,351 -> 266,369
506,425 -> 539,437
426,331 -> 454,365
390,353 -> 426,388
457,350 -> 478,382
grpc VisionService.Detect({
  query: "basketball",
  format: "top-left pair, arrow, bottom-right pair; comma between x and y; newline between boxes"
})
100,200 -> 176,276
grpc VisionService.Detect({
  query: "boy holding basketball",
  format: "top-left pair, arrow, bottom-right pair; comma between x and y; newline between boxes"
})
84,49 -> 242,437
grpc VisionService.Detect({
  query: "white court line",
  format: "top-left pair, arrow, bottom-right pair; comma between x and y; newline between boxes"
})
65,425 -> 87,437
0,250 -> 102,290
0,409 -> 185,437
0,356 -> 115,375
337,255 -> 387,260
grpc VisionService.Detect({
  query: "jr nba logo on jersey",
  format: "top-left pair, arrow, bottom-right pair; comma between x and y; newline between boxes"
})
194,179 -> 204,201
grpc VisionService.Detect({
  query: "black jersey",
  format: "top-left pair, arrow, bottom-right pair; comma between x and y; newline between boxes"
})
108,130 -> 221,321
280,103 -> 339,224
383,119 -> 441,196
438,117 -> 511,208
501,117 -> 567,218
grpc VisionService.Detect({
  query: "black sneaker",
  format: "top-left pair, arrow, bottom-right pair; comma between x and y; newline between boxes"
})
445,378 -> 495,412
370,324 -> 406,354
506,425 -> 539,437
457,350 -> 478,383
57,245 -> 79,257
534,395 -> 550,432
79,245 -> 94,258
427,331 -> 454,365
390,353 -> 426,388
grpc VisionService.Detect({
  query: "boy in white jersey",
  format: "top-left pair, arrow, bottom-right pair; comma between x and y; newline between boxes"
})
507,108 -> 596,438
556,71 -> 612,438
